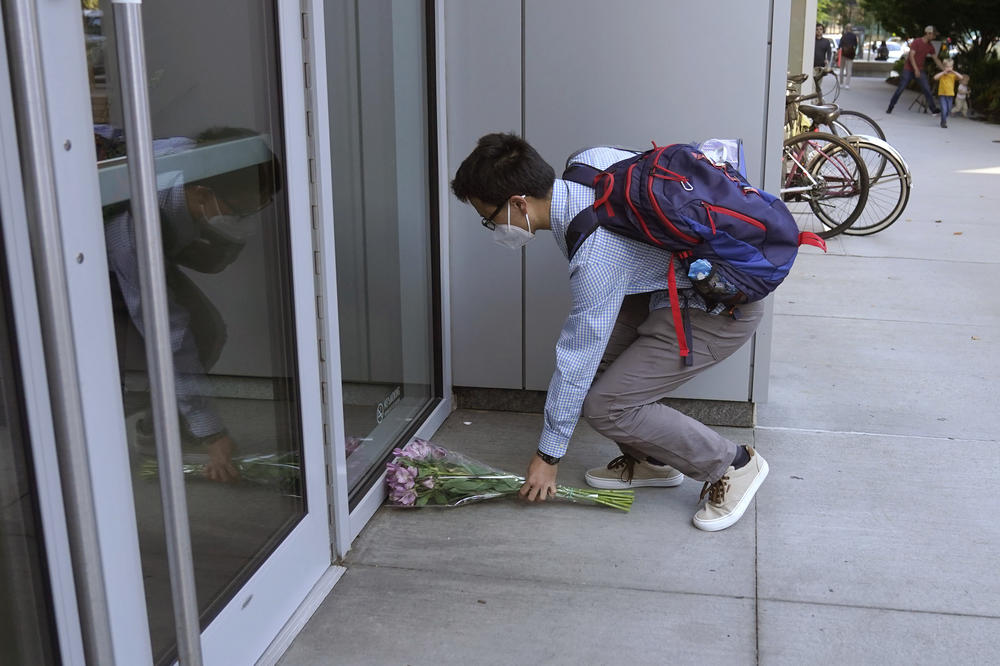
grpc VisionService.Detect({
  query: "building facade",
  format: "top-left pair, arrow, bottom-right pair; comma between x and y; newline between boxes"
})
0,1 -> 790,663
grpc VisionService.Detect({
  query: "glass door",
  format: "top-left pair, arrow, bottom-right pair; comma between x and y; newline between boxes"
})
325,0 -> 441,503
43,1 -> 332,662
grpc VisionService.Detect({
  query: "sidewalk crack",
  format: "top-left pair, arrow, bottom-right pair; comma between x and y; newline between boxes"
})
754,500 -> 760,665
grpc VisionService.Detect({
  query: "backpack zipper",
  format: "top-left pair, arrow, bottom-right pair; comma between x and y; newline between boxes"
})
702,202 -> 767,231
644,153 -> 701,244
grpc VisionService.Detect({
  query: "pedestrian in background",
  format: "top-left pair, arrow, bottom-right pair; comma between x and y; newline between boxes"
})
813,23 -> 832,91
886,25 -> 943,115
953,74 -> 972,118
934,59 -> 962,128
838,25 -> 858,89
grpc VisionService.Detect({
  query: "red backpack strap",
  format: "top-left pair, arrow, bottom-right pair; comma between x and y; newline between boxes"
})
667,257 -> 691,362
798,231 -> 827,252
592,172 -> 616,217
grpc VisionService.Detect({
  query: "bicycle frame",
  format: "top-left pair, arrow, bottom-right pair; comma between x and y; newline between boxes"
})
782,137 -> 860,200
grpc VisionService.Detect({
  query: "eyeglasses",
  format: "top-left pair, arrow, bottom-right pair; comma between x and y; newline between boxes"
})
480,200 -> 506,231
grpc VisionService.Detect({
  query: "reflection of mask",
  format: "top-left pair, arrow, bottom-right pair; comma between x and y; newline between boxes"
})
492,197 -> 534,250
200,204 -> 257,244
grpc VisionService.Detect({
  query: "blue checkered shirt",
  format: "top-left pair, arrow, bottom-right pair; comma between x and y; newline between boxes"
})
538,147 -> 712,459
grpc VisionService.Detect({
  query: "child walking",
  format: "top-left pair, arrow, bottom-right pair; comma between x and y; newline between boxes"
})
953,75 -> 971,118
934,59 -> 962,128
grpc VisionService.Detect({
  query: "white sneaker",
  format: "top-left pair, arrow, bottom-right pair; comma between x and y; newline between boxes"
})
585,454 -> 684,489
693,447 -> 768,532
844,84 -> 851,89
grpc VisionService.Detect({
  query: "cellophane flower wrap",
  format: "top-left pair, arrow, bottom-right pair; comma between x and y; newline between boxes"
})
386,439 -> 634,512
139,451 -> 302,496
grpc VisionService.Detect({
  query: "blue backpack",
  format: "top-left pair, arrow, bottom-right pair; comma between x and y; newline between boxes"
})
563,142 -> 825,362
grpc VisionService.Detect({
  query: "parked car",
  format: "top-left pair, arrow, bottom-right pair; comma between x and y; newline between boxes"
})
884,41 -> 907,62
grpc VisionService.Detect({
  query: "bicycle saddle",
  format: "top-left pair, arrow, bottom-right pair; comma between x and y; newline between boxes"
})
798,103 -> 840,124
787,73 -> 809,84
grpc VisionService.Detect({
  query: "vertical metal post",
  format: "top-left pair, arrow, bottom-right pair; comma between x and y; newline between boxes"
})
111,1 -> 204,663
1,0 -> 116,663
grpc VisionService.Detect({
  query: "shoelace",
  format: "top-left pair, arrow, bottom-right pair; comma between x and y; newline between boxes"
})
700,475 -> 730,505
606,454 -> 638,483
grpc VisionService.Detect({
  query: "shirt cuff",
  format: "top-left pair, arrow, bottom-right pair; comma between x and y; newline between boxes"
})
538,428 -> 570,459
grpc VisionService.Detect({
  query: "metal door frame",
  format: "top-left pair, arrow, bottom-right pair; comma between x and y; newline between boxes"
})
0,8 -> 87,663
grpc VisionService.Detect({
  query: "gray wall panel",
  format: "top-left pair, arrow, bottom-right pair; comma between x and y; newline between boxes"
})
520,0 -> 781,397
445,0 -> 524,388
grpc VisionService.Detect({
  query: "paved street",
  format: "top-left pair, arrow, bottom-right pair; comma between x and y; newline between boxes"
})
280,75 -> 1000,665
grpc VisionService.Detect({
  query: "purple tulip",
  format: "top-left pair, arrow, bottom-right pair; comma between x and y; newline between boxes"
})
391,466 -> 414,488
421,477 -> 435,489
404,439 -> 432,460
397,490 -> 417,506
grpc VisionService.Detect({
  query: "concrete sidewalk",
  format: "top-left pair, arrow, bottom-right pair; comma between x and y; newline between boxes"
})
280,76 -> 1000,665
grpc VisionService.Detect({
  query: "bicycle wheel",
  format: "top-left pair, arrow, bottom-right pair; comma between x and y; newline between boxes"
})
830,110 -> 886,141
831,127 -> 889,181
781,132 -> 868,239
818,71 -> 840,103
830,138 -> 911,236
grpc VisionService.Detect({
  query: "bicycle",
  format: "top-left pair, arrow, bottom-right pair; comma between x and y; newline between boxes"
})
782,77 -> 869,239
786,74 -> 910,235
780,131 -> 869,239
786,80 -> 886,142
792,99 -> 892,185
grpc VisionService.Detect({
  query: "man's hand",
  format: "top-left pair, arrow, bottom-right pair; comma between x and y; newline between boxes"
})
204,434 -> 240,483
519,453 -> 558,502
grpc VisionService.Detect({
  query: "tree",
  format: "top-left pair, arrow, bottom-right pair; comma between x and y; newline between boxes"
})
818,1 -> 860,30
861,0 -> 1000,60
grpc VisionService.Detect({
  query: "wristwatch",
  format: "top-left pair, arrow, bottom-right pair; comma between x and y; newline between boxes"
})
536,450 -> 562,466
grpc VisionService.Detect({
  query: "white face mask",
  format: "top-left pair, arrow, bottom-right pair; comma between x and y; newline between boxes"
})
492,196 -> 533,250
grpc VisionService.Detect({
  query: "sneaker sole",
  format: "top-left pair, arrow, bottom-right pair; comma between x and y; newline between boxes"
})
692,459 -> 769,532
585,472 -> 685,490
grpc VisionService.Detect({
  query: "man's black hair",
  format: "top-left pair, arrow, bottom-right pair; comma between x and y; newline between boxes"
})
816,23 -> 824,30
451,132 -> 555,208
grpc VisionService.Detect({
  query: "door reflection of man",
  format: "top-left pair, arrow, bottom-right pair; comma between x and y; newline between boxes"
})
100,126 -> 281,482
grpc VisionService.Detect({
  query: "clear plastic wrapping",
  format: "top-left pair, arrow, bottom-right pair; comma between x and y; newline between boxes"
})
386,439 -> 634,512
139,451 -> 301,496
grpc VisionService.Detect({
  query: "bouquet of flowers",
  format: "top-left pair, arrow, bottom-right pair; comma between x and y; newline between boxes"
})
386,439 -> 634,512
